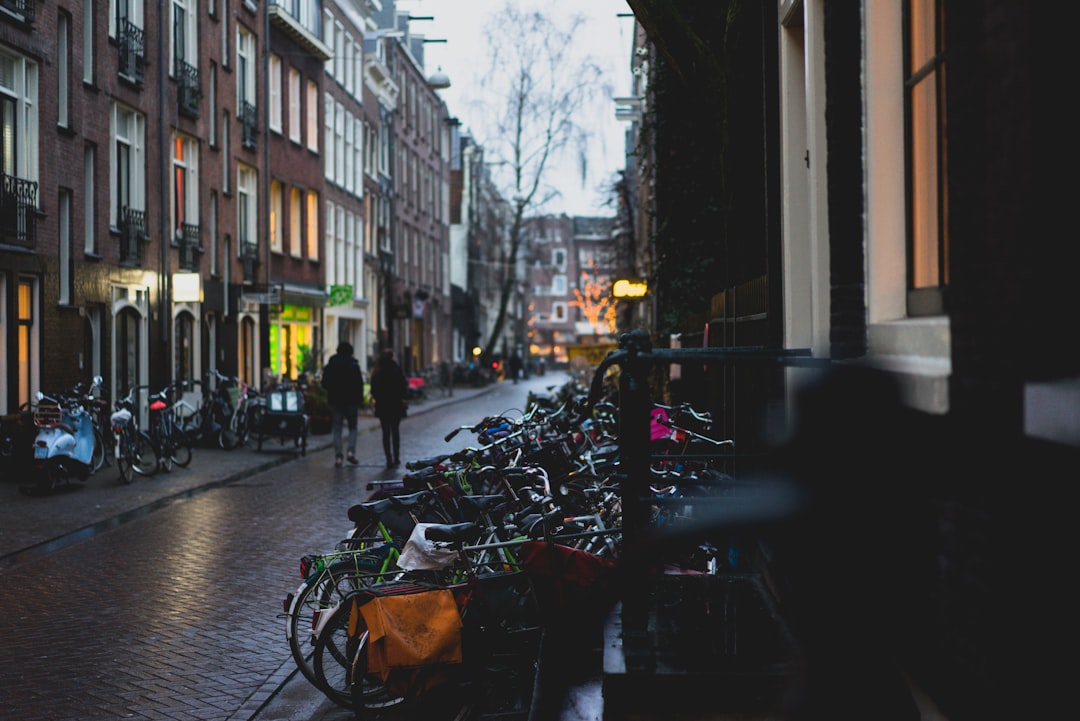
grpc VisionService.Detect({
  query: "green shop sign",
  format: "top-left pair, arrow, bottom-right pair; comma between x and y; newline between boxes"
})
328,285 -> 353,306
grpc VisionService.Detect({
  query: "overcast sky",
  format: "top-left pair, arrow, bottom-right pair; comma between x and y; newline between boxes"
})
396,0 -> 635,217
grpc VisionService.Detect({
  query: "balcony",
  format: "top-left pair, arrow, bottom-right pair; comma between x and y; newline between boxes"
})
177,60 -> 200,118
118,19 -> 145,83
119,207 -> 149,265
240,102 -> 258,149
1,173 -> 38,247
241,241 -> 259,282
0,0 -> 35,24
268,0 -> 331,61
176,223 -> 202,271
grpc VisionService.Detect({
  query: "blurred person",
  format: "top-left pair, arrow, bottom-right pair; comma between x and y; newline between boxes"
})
370,349 -> 408,468
321,342 -> 364,468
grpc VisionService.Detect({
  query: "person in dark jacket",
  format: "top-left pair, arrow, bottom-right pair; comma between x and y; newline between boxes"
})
369,349 -> 408,468
322,342 -> 365,467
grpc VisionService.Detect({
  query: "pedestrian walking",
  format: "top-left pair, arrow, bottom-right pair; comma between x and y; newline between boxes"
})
509,352 -> 523,384
321,342 -> 365,468
370,349 -> 408,468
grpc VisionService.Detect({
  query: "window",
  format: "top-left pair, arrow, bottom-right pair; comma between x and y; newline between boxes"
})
306,80 -> 319,151
552,302 -> 567,321
290,187 -> 302,258
1,50 -> 39,184
237,163 -> 257,248
552,275 -> 567,295
324,94 -> 334,180
220,0 -> 230,66
221,117 -> 233,195
306,191 -> 319,260
906,0 -> 948,316
237,26 -> 257,120
172,133 -> 199,246
210,191 -> 218,275
270,179 -> 283,253
553,248 -> 566,269
83,2 -> 95,85
208,63 -> 217,146
269,54 -> 282,133
110,0 -> 144,39
289,68 -> 301,143
111,103 -> 145,226
84,145 -> 95,254
171,0 -> 198,77
59,189 -> 72,304
16,278 -> 37,408
58,13 -> 70,129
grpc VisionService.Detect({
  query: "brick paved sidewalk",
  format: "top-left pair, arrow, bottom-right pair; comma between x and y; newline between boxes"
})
0,382 -> 494,568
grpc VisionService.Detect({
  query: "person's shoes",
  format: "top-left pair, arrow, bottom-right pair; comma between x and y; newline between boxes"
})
394,458 -> 401,466
335,456 -> 344,468
347,455 -> 359,465
385,459 -> 395,469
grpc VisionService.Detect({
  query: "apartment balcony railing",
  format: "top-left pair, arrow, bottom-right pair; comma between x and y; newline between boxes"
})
118,19 -> 145,83
0,0 -> 35,24
119,207 -> 149,265
241,241 -> 259,282
0,173 -> 38,248
176,223 -> 202,271
240,102 -> 258,149
177,60 -> 200,117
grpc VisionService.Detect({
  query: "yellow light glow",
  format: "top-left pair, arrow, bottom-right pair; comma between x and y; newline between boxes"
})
612,278 -> 648,298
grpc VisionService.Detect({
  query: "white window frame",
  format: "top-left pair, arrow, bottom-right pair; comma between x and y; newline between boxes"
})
269,53 -> 282,133
289,68 -> 301,143
306,80 -> 319,152
110,0 -> 144,39
270,179 -> 283,253
110,103 -> 145,226
172,132 -> 200,241
170,0 -> 198,77
237,163 -> 257,249
237,26 -> 256,111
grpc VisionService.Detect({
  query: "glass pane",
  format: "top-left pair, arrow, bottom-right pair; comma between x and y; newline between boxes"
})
910,72 -> 939,289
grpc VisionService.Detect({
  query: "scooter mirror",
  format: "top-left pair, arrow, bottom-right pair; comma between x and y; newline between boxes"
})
35,391 -> 44,401
94,375 -> 104,386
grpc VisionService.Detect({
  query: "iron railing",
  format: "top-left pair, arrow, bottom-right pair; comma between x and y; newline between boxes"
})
241,241 -> 259,282
177,223 -> 202,270
0,0 -> 35,23
118,19 -> 145,82
240,102 -> 258,149
0,173 -> 38,247
177,60 -> 200,117
119,207 -> 149,264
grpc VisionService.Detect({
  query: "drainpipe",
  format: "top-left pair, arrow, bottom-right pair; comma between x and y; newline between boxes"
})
158,0 -> 171,386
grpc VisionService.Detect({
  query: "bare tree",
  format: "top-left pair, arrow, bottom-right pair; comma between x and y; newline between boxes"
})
474,6 -> 609,364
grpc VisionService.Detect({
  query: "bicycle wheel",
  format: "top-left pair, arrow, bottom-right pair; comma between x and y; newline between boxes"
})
285,556 -> 390,691
132,431 -> 160,477
90,428 -> 108,475
117,431 -> 135,484
313,594 -> 405,712
170,438 -> 193,468
219,410 -> 239,450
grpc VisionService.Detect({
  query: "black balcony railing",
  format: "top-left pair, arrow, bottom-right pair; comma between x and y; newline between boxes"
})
119,207 -> 149,264
177,60 -> 200,117
177,223 -> 202,270
118,19 -> 146,83
0,0 -> 35,23
0,173 -> 38,248
240,102 -> 258,149
241,241 -> 259,282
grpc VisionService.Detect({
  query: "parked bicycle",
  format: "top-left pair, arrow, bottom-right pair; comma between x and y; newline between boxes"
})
110,386 -> 159,484
147,382 -> 194,473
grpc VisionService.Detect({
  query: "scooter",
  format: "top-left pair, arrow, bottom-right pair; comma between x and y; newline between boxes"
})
21,388 -> 98,495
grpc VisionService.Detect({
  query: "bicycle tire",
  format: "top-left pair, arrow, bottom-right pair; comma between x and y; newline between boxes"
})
170,439 -> 193,468
90,428 -> 108,475
117,431 -> 135,484
313,595 -> 405,712
133,431 -> 159,477
285,556 -> 390,690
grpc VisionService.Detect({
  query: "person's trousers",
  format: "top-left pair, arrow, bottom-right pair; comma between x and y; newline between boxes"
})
379,417 -> 401,464
331,405 -> 358,458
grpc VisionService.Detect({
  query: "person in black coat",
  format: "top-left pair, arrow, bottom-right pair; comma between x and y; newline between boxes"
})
321,342 -> 365,467
369,349 -> 408,468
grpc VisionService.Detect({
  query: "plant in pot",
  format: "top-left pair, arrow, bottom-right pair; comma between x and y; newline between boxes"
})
299,344 -> 333,435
